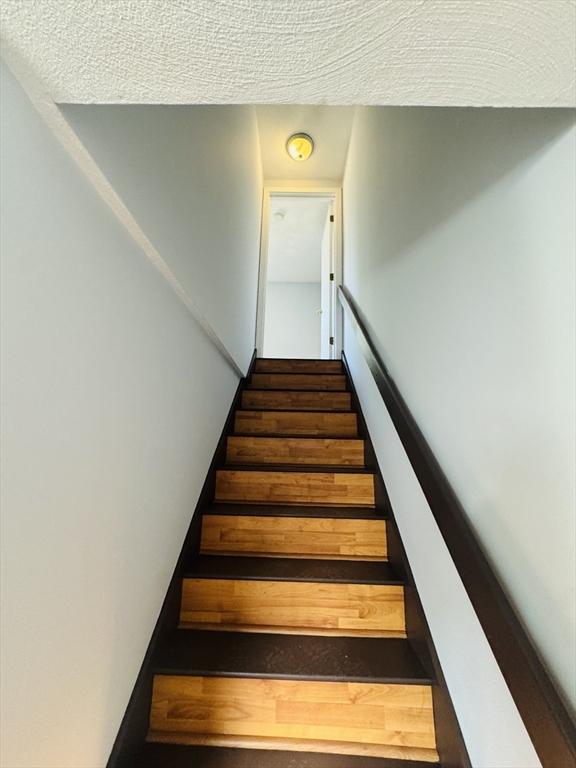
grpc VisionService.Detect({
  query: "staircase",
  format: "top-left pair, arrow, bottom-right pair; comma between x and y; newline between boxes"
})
134,357 -> 447,767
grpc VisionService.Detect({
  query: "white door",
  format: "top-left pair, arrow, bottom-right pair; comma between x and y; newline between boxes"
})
320,203 -> 335,359
258,192 -> 338,359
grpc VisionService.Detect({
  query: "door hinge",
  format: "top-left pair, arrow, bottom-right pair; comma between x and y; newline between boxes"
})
330,214 -> 334,222
329,336 -> 334,345
329,273 -> 334,281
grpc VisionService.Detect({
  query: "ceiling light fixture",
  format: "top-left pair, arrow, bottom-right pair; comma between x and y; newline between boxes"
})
286,133 -> 314,162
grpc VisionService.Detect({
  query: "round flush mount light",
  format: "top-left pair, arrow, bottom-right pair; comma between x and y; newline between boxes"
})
286,133 -> 314,162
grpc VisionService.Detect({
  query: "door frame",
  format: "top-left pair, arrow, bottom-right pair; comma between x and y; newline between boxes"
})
255,184 -> 343,359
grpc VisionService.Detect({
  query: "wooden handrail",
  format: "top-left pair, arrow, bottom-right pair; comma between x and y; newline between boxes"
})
338,284 -> 576,768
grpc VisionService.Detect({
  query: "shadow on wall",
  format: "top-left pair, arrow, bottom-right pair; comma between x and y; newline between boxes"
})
351,106 -> 575,265
60,103 -> 262,372
342,104 -> 576,720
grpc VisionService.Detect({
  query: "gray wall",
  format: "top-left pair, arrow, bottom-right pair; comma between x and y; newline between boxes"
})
263,282 -> 321,358
343,105 -> 575,761
0,62 -> 262,767
61,102 -> 263,372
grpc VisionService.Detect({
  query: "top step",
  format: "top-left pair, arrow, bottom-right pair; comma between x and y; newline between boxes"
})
255,358 -> 343,374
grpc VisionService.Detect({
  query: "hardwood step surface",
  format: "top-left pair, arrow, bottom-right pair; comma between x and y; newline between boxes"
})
200,514 -> 386,559
153,631 -> 430,684
148,676 -> 436,757
138,357 -> 442,766
255,359 -> 344,374
186,555 -> 398,584
202,503 -> 385,520
234,410 -> 358,437
242,390 -> 352,411
137,742 -> 437,767
249,373 -> 348,391
226,436 -> 365,466
180,578 -> 405,636
214,470 -> 375,507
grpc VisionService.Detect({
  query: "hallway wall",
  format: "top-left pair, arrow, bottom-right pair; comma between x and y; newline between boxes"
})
342,106 -> 575,756
0,61 -> 262,767
344,332 -> 541,767
61,102 -> 263,372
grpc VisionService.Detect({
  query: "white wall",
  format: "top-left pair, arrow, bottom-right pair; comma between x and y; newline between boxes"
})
263,282 -> 321,359
61,103 -> 263,372
0,60 -> 261,768
344,333 -> 541,767
343,105 -> 575,761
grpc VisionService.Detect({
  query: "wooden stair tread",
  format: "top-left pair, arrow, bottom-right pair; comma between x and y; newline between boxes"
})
233,432 -> 362,440
242,390 -> 352,411
202,503 -> 386,520
200,514 -> 386,560
152,630 -> 432,684
185,555 -> 400,584
235,410 -> 358,437
255,359 -> 344,374
137,741 -> 437,767
228,435 -> 365,442
180,578 -> 404,635
148,676 -> 436,756
214,469 -> 375,507
236,407 -> 356,414
249,373 -> 348,391
226,436 -> 365,467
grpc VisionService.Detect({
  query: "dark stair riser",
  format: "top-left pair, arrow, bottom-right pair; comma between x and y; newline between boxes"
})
137,743 -> 435,768
183,555 -> 399,584
152,630 -> 432,684
202,503 -> 387,519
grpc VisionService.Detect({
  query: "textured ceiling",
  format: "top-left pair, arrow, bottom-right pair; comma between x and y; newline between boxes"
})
268,196 -> 332,283
1,0 -> 574,107
256,106 -> 354,181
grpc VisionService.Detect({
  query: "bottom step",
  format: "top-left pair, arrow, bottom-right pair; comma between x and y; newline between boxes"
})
146,734 -> 439,763
149,676 -> 437,761
138,742 -> 438,767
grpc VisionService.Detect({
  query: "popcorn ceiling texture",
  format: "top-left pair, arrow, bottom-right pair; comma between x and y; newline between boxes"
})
1,0 -> 574,107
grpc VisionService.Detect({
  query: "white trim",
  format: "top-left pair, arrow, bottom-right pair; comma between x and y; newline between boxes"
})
256,184 -> 343,359
1,45 -> 245,379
